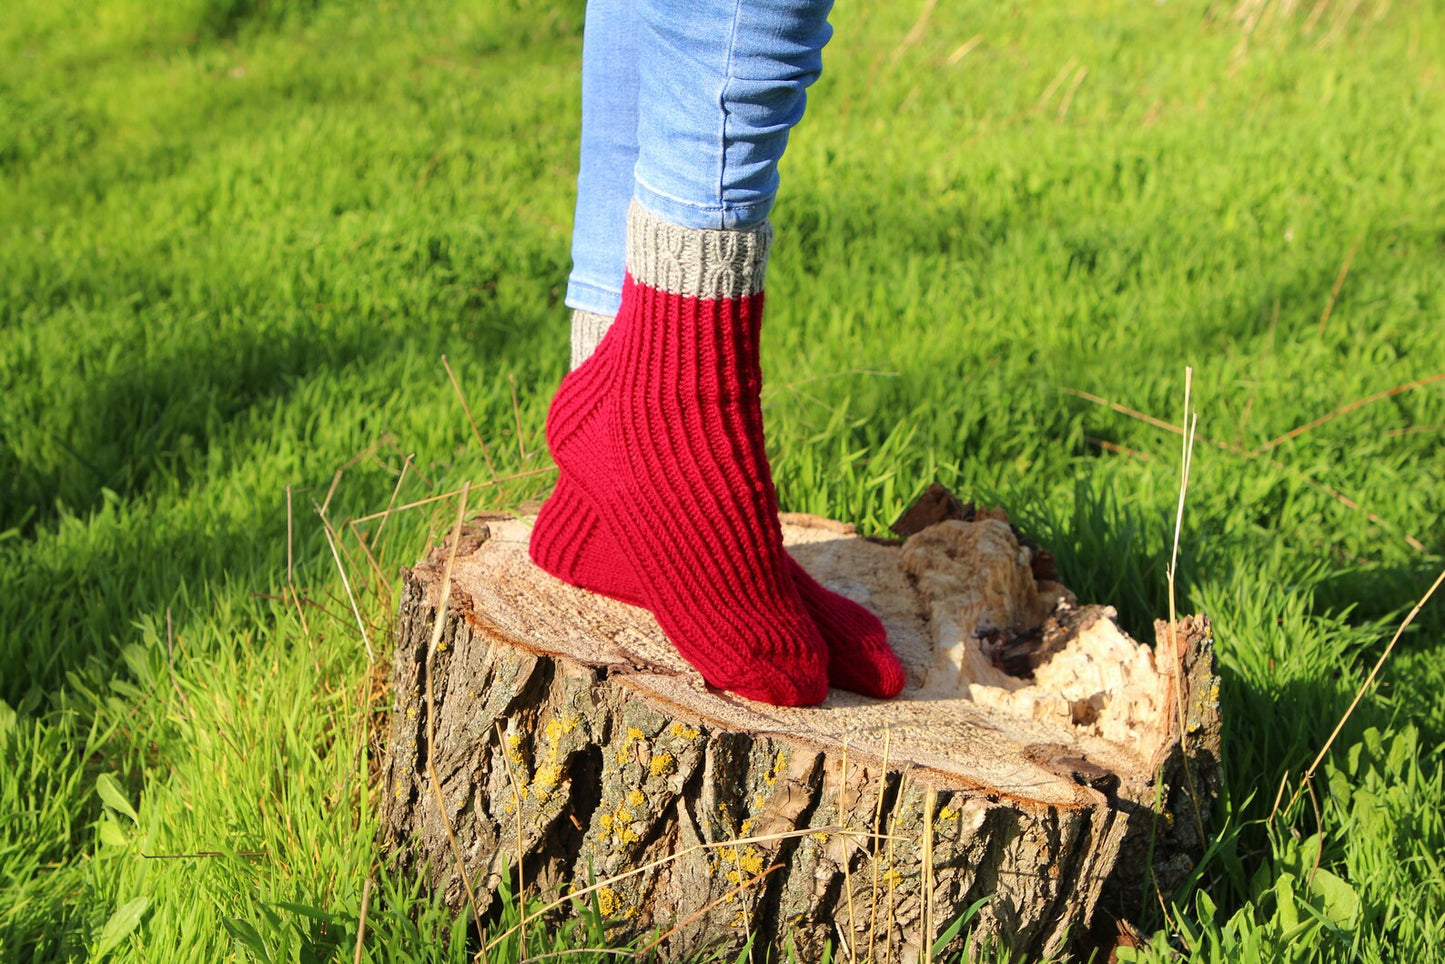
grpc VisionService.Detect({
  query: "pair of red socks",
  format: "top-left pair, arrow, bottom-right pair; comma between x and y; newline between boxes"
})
529,204 -> 904,706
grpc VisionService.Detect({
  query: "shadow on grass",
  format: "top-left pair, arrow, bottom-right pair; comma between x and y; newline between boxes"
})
0,297 -> 560,707
4,319 -> 356,531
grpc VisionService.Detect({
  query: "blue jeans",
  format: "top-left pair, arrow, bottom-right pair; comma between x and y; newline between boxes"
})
565,0 -> 835,316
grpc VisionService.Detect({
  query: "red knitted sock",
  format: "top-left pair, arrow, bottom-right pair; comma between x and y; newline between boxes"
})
534,425 -> 904,698
532,478 -> 649,606
532,205 -> 828,706
533,207 -> 904,700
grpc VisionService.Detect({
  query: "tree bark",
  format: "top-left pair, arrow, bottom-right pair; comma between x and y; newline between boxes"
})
378,507 -> 1220,962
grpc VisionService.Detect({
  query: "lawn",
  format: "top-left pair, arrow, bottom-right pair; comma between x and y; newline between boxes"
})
2,0 -> 1442,960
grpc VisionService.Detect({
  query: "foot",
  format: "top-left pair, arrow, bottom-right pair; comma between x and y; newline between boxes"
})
532,205 -> 903,702
535,469 -> 905,700
533,207 -> 827,706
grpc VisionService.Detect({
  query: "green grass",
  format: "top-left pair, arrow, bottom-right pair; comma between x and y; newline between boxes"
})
2,0 -> 1442,960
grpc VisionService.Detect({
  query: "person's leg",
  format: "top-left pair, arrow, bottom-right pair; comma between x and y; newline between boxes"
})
630,0 -> 832,231
565,0 -> 641,368
567,0 -> 830,368
535,0 -> 903,703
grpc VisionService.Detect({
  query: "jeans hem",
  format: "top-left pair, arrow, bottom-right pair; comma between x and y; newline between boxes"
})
633,178 -> 775,231
565,278 -> 623,317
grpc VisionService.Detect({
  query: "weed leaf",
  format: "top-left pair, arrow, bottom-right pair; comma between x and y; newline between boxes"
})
933,894 -> 993,953
95,772 -> 139,823
93,896 -> 150,959
1308,868 -> 1361,929
224,917 -> 274,963
273,900 -> 342,923
97,815 -> 130,847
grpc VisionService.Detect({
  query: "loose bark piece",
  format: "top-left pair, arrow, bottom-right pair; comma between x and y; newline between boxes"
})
380,509 -> 1220,962
889,482 -> 975,538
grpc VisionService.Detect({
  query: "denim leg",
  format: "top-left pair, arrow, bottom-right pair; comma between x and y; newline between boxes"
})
566,0 -> 834,313
634,0 -> 834,230
565,0 -> 641,317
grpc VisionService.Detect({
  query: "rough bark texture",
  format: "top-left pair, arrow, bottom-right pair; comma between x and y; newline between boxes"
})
379,507 -> 1221,962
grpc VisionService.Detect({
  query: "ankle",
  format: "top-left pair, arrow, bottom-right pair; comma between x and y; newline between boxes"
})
569,308 -> 614,371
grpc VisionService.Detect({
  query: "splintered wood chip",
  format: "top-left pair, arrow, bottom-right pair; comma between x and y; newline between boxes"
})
890,481 -> 977,536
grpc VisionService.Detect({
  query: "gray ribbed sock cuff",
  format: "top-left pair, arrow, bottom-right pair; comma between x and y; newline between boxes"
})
570,308 -> 614,370
625,199 -> 771,299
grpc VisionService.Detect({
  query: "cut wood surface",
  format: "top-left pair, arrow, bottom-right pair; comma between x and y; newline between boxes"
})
380,502 -> 1221,962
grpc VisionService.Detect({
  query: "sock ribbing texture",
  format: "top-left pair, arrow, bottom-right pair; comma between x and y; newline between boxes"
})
533,202 -> 828,706
537,204 -> 904,701
535,474 -> 906,699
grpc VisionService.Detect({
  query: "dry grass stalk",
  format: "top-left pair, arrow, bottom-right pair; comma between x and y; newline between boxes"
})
321,467 -> 346,518
331,524 -> 374,611
442,353 -> 499,482
1036,58 -> 1079,111
318,506 -> 375,665
346,666 -> 375,833
508,372 -> 531,464
890,0 -> 937,64
839,741 -> 856,962
367,453 -> 419,566
633,863 -> 786,959
140,849 -> 269,859
1250,371 -> 1445,456
1164,367 -> 1207,847
1068,384 -> 1430,553
1268,769 -> 1292,823
1057,66 -> 1088,121
346,519 -> 390,593
867,729 -> 893,963
321,439 -> 385,516
495,718 -> 530,963
285,485 -> 311,639
1235,389 -> 1257,450
250,590 -> 351,631
370,454 -> 413,550
1084,435 -> 1150,461
1385,424 -> 1443,437
946,35 -> 982,65
480,825 -> 854,953
352,874 -> 373,964
423,483 -> 488,942
384,435 -> 436,488
1064,387 -> 1183,436
1166,368 -> 1196,627
1315,235 -> 1362,336
1287,472 -> 1426,552
1271,562 -> 1445,823
349,469 -> 557,526
922,784 -> 937,964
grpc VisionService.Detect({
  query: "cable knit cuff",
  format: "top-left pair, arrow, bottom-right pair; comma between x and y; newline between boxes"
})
570,309 -> 614,371
625,200 -> 771,299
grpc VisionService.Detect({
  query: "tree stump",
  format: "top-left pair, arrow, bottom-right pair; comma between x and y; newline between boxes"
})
379,497 -> 1221,962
